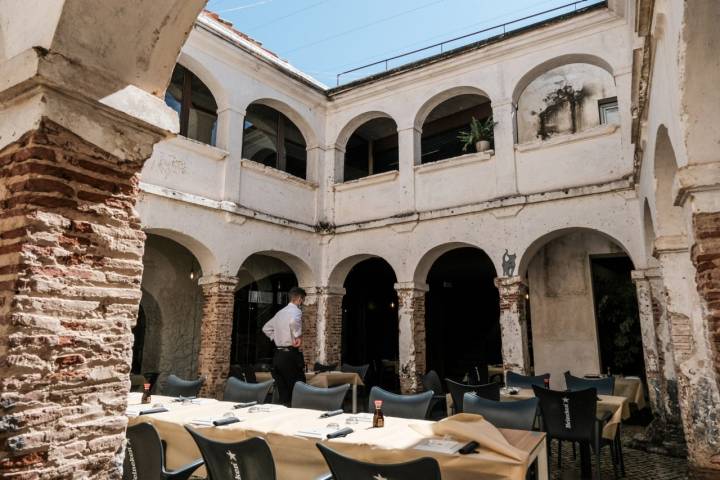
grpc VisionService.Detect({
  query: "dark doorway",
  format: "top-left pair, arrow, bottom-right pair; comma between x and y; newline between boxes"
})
425,247 -> 501,382
131,306 -> 146,374
590,255 -> 645,377
342,258 -> 399,391
231,263 -> 298,370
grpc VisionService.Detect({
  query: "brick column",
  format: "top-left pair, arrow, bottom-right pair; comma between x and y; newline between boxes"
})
494,276 -> 531,374
0,119 -> 158,476
300,287 -> 320,369
395,282 -> 428,394
197,274 -> 238,398
315,287 -> 345,366
631,268 -> 686,452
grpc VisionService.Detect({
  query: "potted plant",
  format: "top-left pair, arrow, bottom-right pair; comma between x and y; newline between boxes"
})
458,115 -> 497,153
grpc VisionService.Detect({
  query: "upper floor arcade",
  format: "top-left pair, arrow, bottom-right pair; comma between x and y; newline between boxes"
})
140,2 -> 635,229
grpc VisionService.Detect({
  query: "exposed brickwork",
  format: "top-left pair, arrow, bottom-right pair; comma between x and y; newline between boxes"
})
494,277 -> 531,374
0,119 -> 146,478
300,290 -> 318,369
691,212 -> 720,378
197,275 -> 238,398
320,292 -> 343,366
396,285 -> 427,394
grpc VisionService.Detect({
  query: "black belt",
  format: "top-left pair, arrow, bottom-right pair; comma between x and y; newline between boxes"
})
276,346 -> 298,351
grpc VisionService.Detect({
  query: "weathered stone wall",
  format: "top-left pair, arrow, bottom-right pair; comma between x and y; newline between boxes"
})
197,275 -> 238,398
301,289 -> 319,369
495,277 -> 530,375
139,234 -> 204,386
0,119 -> 145,477
396,283 -> 427,394
315,289 -> 344,366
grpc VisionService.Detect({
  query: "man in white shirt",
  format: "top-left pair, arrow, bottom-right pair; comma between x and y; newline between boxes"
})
262,287 -> 307,405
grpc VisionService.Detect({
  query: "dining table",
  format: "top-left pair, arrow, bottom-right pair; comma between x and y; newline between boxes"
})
255,370 -> 365,413
127,394 -> 548,480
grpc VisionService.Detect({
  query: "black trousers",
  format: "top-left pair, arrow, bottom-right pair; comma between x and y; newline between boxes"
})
272,348 -> 306,406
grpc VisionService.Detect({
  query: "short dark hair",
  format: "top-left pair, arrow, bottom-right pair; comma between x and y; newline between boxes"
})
289,287 -> 306,301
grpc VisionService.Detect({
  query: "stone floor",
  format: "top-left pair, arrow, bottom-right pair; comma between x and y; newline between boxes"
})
549,427 -> 689,479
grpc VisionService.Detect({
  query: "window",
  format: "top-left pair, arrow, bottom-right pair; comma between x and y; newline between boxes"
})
242,104 -> 307,179
598,97 -> 619,125
343,117 -> 398,182
165,64 -> 218,145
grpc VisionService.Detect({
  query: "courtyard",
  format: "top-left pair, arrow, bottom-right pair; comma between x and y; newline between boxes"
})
0,0 -> 719,479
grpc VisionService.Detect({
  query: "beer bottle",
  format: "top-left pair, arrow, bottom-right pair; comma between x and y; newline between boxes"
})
372,400 -> 384,428
141,383 -> 152,404
543,377 -> 550,389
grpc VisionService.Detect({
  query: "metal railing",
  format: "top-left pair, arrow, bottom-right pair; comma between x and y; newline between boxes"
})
335,0 -> 604,86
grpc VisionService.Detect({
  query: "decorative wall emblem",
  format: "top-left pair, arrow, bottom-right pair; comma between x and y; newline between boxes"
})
502,249 -> 516,277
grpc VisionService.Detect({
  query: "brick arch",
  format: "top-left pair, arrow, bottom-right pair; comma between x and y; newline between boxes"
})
327,253 -> 400,287
236,250 -> 314,289
143,227 -> 218,276
412,241 -> 497,284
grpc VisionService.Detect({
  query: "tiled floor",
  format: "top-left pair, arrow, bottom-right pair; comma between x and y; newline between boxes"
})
548,439 -> 689,479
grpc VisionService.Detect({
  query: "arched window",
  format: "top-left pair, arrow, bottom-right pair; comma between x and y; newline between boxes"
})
420,94 -> 492,163
164,64 -> 218,146
344,117 -> 398,182
242,104 -> 307,179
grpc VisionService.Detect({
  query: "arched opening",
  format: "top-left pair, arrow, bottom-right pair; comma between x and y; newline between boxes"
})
343,117 -> 398,181
137,234 -> 204,387
643,200 -> 657,260
242,103 -> 308,179
420,93 -> 492,163
341,258 -> 399,391
231,254 -> 299,372
653,126 -> 686,237
523,229 -> 644,389
516,62 -> 617,143
424,247 -> 501,382
164,63 -> 218,145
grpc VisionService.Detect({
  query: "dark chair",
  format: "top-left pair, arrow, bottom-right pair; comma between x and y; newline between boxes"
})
185,427 -> 276,480
316,443 -> 441,480
223,377 -> 274,404
446,379 -> 500,413
291,382 -> 350,411
463,394 -> 539,430
314,362 -> 337,373
123,423 -> 203,480
162,375 -> 204,398
340,363 -> 369,380
565,371 -> 615,395
422,370 -> 447,419
506,371 -> 550,389
467,364 -> 489,385
367,387 -> 433,420
532,386 -> 620,479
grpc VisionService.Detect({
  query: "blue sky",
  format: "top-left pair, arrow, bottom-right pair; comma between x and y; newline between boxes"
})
205,0 -> 603,86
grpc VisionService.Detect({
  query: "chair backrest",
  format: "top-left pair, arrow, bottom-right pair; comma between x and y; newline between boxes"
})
473,382 -> 501,402
291,382 -> 350,411
185,427 -> 276,480
532,386 -> 598,443
467,364 -> 489,385
223,377 -> 274,403
463,394 -> 538,430
317,443 -> 441,480
314,362 -> 337,373
445,378 -> 480,413
341,363 -> 369,380
422,370 -> 443,395
367,387 -> 433,420
163,374 -> 204,397
564,372 -> 615,395
506,371 -> 550,389
123,423 -> 164,480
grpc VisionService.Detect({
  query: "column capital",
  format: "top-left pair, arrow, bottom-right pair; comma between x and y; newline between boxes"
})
631,268 -> 664,282
394,281 -> 429,293
494,276 -> 528,290
198,274 -> 239,287
655,235 -> 689,255
396,125 -> 423,134
304,285 -> 346,296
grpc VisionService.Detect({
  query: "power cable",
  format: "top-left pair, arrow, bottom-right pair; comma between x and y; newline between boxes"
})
282,0 -> 449,55
246,0 -> 334,31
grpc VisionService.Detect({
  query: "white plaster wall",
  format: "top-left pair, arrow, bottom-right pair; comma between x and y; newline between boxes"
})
333,175 -> 402,224
142,137 -> 227,201
239,163 -> 317,224
414,155 -> 497,211
527,231 -> 624,388
516,63 -> 617,143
